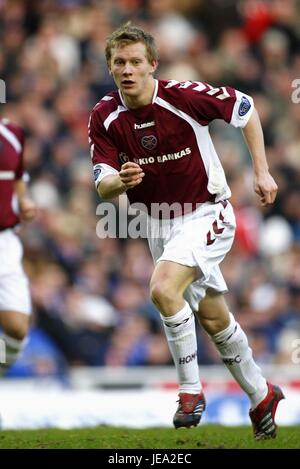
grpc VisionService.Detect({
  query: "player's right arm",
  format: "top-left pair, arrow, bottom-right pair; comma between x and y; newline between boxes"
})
98,162 -> 145,199
88,104 -> 144,200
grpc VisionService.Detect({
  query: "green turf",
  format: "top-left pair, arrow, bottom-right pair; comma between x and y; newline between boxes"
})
0,425 -> 299,449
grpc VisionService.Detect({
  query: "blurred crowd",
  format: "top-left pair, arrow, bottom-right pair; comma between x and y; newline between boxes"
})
1,0 -> 300,376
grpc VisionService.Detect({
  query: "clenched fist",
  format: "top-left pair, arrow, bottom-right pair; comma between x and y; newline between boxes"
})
119,162 -> 145,190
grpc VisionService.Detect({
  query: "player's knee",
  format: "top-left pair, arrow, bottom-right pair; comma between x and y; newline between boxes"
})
150,279 -> 177,308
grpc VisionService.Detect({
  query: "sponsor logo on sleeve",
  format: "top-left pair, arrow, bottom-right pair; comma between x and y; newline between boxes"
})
238,96 -> 251,116
93,166 -> 102,180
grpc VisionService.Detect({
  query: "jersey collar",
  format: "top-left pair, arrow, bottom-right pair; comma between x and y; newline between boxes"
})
118,79 -> 158,109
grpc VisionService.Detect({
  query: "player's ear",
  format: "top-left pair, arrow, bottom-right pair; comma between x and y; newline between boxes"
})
150,60 -> 158,74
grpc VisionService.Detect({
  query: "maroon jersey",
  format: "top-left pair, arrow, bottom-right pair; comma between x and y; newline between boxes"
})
0,119 -> 25,229
88,79 -> 253,213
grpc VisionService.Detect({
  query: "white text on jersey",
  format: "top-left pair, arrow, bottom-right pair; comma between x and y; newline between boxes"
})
134,121 -> 155,130
133,147 -> 191,165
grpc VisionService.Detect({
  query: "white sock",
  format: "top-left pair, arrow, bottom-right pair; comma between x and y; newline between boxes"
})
211,313 -> 268,408
161,302 -> 201,394
0,333 -> 26,376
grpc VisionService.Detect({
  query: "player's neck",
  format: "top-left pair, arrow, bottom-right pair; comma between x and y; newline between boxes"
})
122,78 -> 156,109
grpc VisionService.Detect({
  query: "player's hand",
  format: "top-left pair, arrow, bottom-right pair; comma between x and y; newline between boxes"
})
119,162 -> 145,189
19,197 -> 37,221
254,171 -> 278,206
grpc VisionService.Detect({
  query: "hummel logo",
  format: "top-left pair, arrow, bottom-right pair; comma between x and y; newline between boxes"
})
134,121 -> 155,130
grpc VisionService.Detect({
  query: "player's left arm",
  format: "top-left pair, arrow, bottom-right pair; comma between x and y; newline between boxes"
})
241,107 -> 278,206
15,179 -> 37,221
181,81 -> 277,206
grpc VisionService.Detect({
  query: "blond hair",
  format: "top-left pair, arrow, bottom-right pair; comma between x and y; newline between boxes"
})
105,23 -> 159,66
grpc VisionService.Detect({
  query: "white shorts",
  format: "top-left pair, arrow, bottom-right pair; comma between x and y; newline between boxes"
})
147,201 -> 236,311
0,229 -> 31,315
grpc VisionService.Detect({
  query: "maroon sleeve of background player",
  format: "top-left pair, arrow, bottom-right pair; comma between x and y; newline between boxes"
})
6,122 -> 25,179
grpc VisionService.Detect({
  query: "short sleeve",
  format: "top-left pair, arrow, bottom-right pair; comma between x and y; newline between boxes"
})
88,109 -> 120,171
15,130 -> 25,179
184,83 -> 254,127
229,89 -> 254,128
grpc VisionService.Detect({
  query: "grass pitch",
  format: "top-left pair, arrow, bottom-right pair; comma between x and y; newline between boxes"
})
0,425 -> 299,449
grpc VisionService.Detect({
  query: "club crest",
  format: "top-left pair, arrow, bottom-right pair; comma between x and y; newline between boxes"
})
141,135 -> 157,150
238,96 -> 251,116
93,166 -> 102,180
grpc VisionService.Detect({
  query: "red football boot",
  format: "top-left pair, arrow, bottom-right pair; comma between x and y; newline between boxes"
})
249,382 -> 285,440
173,392 -> 206,429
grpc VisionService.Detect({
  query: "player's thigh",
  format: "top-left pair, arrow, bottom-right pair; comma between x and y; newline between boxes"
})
150,260 -> 199,296
0,310 -> 30,339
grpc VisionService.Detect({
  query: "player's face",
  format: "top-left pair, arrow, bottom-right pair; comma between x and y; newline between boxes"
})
110,42 -> 157,106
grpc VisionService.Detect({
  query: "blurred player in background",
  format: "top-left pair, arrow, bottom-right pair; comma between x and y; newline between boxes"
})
88,24 -> 284,439
0,118 -> 36,376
